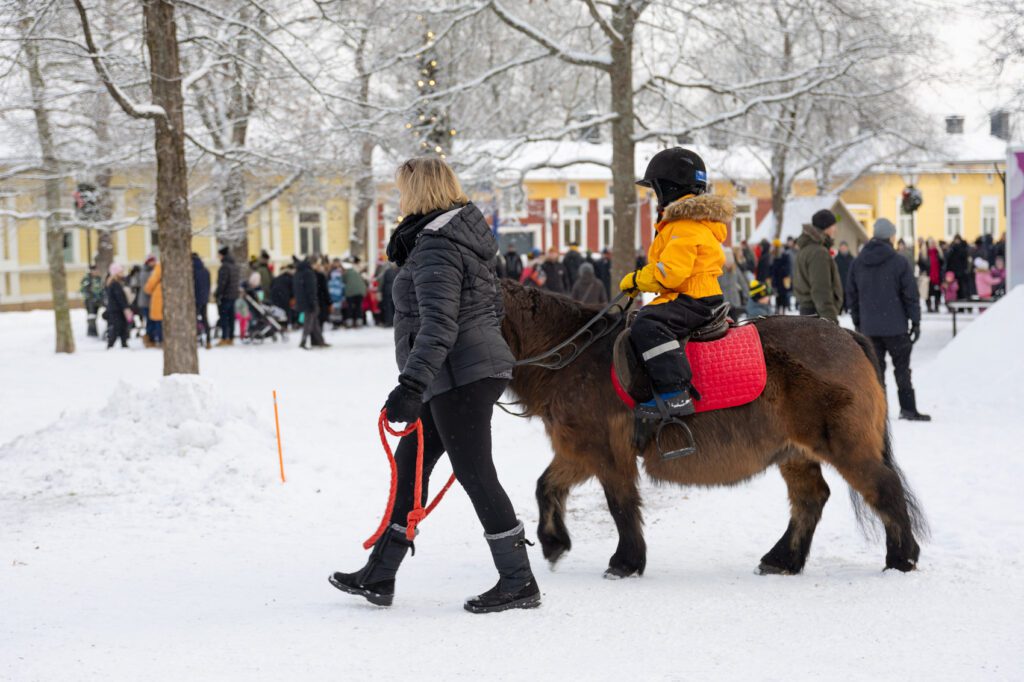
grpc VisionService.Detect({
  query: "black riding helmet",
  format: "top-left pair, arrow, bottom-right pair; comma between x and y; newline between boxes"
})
636,147 -> 708,212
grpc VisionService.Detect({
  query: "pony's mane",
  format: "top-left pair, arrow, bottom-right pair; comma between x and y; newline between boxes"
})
500,281 -> 606,359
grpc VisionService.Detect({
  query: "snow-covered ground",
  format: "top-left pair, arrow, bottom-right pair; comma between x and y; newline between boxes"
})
1,298 -> 1022,681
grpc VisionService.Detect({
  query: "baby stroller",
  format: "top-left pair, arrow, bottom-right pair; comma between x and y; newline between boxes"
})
244,290 -> 288,343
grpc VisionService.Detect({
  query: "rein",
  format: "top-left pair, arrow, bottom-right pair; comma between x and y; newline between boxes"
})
497,291 -> 633,418
512,291 -> 633,371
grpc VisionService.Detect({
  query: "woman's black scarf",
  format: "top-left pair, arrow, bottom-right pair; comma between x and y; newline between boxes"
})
385,205 -> 462,266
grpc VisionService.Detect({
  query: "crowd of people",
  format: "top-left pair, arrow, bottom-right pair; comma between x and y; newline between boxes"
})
79,247 -> 395,350
498,227 -> 1008,323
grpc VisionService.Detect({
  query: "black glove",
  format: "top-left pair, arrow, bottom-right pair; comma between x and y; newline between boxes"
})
384,376 -> 425,424
909,321 -> 921,344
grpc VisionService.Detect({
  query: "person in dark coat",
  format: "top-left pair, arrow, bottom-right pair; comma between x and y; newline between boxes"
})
570,261 -> 608,304
755,238 -> 773,283
540,247 -> 569,294
269,264 -> 295,326
847,218 -> 930,421
104,263 -> 132,349
793,210 -> 844,323
214,246 -> 240,345
562,242 -> 584,287
379,262 -> 398,327
945,235 -> 970,300
314,260 -> 331,328
833,241 -> 854,313
503,246 -> 524,282
192,252 -> 212,349
330,157 -> 538,614
593,248 -> 612,297
292,256 -> 325,348
769,241 -> 791,315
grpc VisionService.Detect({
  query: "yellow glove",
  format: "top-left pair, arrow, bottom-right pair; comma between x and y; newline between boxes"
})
619,268 -> 661,296
619,271 -> 640,297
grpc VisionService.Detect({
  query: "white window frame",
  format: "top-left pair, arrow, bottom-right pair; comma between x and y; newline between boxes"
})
944,196 -> 964,240
560,202 -> 585,250
733,201 -> 754,244
896,198 -> 915,243
980,196 -> 999,237
598,200 -> 613,251
296,209 -> 324,257
566,183 -> 580,198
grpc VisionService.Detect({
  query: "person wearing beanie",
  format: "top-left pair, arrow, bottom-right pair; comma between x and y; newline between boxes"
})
793,209 -> 843,322
619,147 -> 731,419
847,217 -> 930,421
746,278 -> 774,318
214,245 -> 240,346
105,262 -> 132,349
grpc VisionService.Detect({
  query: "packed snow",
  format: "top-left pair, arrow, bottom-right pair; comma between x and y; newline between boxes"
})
1,300 -> 1022,680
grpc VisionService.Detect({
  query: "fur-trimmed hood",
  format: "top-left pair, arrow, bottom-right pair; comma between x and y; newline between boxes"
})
662,193 -> 735,225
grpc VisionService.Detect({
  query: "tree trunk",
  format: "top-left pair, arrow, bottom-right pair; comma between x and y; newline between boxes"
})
144,0 -> 197,375
24,23 -> 74,353
93,165 -> 115,275
350,30 -> 374,263
351,138 -> 375,262
220,160 -> 250,269
608,7 -> 637,288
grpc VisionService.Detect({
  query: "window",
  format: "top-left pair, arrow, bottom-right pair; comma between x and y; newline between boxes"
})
600,205 -> 613,250
733,202 -> 753,243
944,199 -> 963,239
897,199 -> 914,241
149,221 -> 160,256
561,205 -> 583,246
566,183 -> 579,198
63,232 -> 74,263
298,211 -> 322,256
981,198 -> 998,236
500,186 -> 525,216
0,195 -> 11,261
950,173 -> 958,184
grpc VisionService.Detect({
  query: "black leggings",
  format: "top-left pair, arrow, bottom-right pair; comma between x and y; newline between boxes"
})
389,377 -> 516,535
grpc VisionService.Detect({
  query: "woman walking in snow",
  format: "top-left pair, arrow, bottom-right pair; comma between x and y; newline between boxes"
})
330,157 -> 539,613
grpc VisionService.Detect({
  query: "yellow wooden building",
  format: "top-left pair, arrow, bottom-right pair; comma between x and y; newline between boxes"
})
0,169 -> 353,309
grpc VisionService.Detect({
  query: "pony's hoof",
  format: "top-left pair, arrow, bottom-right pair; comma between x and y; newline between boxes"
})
757,561 -> 797,576
603,565 -> 640,580
884,558 -> 918,572
542,543 -> 569,568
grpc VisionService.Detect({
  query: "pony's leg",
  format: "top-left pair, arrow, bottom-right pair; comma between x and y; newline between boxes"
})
817,425 -> 922,572
759,454 -> 830,575
535,456 -> 589,566
597,467 -> 646,579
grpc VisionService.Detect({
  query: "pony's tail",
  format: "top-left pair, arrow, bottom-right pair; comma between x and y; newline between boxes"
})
844,329 -> 929,540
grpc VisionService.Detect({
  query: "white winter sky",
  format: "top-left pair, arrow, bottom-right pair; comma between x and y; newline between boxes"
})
918,2 -> 1017,133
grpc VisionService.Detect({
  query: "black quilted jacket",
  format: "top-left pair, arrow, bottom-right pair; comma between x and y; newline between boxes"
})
392,203 -> 514,400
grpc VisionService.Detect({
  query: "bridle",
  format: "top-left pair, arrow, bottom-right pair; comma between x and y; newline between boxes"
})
497,291 -> 634,417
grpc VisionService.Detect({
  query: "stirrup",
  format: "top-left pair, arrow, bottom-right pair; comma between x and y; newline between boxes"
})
655,417 -> 697,460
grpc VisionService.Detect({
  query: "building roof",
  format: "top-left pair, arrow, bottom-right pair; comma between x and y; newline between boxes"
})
752,195 -> 868,244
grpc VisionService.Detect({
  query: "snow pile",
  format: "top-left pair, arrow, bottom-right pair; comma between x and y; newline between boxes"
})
0,375 -> 275,513
921,285 -> 1024,406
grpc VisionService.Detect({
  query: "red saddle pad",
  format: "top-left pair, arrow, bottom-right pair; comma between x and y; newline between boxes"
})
612,324 -> 767,414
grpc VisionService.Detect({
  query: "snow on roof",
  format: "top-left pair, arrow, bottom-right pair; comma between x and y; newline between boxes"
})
752,194 -> 867,244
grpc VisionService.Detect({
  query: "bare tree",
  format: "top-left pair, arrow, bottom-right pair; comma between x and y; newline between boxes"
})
20,15 -> 74,352
76,0 -> 198,375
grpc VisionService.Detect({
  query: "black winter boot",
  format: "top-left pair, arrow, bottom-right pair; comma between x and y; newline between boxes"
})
329,525 -> 413,607
465,521 -> 541,614
898,389 -> 932,422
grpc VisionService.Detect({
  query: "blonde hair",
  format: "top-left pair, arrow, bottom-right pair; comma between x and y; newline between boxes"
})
395,157 -> 468,216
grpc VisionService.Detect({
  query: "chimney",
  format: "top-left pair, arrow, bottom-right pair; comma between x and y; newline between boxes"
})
945,115 -> 964,134
990,110 -> 1011,141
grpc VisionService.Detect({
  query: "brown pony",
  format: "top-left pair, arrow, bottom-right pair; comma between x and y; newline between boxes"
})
499,281 -> 925,578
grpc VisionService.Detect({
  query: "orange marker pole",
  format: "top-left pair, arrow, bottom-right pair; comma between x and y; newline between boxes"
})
273,390 -> 286,483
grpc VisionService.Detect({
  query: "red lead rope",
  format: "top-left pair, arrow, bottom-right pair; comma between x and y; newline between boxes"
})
363,410 -> 457,549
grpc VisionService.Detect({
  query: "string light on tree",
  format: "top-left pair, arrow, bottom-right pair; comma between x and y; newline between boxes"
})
404,19 -> 454,157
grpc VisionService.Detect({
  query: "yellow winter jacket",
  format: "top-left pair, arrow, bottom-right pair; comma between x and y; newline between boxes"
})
634,194 -> 732,305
